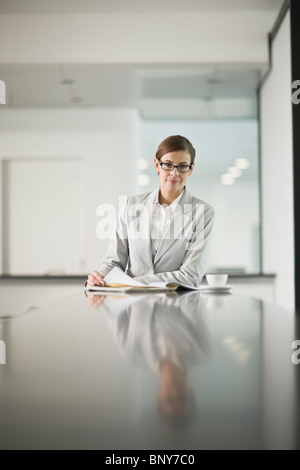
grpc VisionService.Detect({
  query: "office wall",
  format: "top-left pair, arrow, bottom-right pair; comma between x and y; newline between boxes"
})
0,107 -> 139,274
260,11 -> 294,311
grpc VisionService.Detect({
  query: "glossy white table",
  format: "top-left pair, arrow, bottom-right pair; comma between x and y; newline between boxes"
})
0,288 -> 299,450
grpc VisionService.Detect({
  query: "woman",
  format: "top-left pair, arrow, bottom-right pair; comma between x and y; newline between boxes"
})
87,135 -> 214,288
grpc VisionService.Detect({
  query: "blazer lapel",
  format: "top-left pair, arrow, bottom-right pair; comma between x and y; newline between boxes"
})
153,187 -> 193,265
130,188 -> 157,269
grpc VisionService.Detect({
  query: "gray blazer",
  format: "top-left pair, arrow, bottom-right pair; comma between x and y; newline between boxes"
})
98,186 -> 214,287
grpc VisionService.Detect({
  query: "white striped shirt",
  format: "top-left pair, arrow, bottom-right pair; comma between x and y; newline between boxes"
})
150,187 -> 185,260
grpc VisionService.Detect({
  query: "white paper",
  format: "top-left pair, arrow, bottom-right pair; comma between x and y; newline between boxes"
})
103,267 -> 147,287
102,267 -> 203,290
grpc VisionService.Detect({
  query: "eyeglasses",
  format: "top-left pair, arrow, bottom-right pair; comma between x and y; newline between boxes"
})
159,161 -> 193,173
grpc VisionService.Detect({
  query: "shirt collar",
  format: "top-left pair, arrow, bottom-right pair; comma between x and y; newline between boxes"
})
155,186 -> 185,209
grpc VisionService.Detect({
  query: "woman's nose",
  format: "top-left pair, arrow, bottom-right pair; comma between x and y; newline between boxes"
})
170,166 -> 179,175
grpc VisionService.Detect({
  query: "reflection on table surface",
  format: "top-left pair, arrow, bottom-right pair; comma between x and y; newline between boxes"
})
0,289 -> 299,449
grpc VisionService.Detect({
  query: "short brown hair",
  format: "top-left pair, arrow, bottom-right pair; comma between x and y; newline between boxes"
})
156,135 -> 196,164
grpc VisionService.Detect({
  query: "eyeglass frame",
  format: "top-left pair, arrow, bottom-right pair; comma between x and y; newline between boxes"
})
158,160 -> 193,173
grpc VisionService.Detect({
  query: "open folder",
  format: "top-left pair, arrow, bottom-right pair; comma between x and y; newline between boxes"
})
85,266 -> 203,293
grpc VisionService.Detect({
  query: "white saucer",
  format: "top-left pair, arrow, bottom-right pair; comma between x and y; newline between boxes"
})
200,284 -> 234,292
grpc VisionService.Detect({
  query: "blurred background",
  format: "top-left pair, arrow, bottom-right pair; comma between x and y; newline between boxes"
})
0,0 -> 295,310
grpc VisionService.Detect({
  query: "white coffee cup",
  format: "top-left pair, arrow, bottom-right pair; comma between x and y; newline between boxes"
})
206,274 -> 228,287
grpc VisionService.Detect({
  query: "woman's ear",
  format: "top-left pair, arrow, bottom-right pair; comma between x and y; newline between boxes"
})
154,157 -> 160,174
189,162 -> 195,175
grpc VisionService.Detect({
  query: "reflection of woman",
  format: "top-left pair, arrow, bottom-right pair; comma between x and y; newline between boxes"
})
88,292 -> 212,426
87,135 -> 214,288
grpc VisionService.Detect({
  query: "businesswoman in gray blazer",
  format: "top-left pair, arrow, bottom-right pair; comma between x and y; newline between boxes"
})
87,135 -> 214,288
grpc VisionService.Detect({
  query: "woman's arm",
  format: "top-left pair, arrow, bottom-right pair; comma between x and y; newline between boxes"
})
97,197 -> 129,278
86,197 -> 129,286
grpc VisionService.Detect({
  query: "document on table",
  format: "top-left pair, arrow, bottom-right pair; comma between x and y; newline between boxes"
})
84,266 -> 203,293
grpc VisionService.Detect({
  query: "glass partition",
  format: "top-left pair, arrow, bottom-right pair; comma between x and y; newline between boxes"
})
139,117 -> 260,274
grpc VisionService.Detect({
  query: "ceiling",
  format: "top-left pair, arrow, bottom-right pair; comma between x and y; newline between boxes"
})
0,0 -> 285,118
0,63 -> 260,113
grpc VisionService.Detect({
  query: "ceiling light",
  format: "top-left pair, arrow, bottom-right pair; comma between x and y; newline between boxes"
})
227,166 -> 242,178
138,174 -> 150,186
223,337 -> 236,345
237,350 -> 251,364
137,159 -> 148,170
235,158 -> 250,170
221,174 -> 235,185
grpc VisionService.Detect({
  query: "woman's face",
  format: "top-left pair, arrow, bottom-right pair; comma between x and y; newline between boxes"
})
154,150 -> 194,194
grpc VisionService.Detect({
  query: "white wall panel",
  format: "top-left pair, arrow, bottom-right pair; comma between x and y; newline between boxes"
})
3,159 -> 84,274
0,107 -> 139,274
260,11 -> 294,310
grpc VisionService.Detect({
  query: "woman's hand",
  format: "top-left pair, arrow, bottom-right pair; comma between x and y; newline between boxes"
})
87,270 -> 105,286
